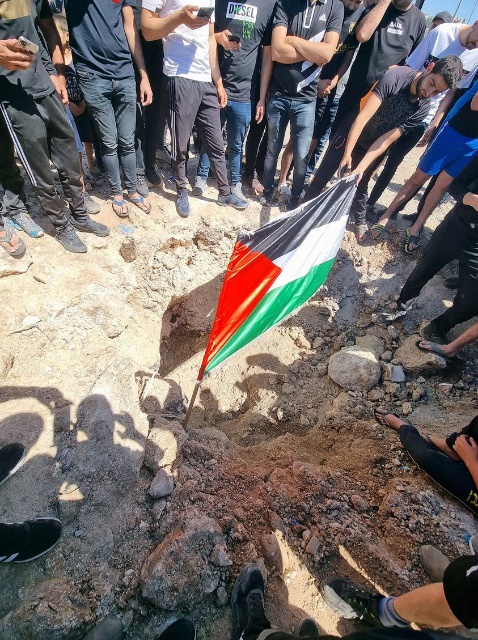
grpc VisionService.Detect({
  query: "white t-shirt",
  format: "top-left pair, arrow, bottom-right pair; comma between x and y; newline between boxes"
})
142,0 -> 215,81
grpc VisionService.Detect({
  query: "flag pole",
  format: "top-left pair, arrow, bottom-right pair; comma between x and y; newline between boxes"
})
182,372 -> 204,429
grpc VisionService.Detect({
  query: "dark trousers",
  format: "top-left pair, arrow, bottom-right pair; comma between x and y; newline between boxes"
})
399,207 -> 478,333
368,123 -> 427,207
307,90 -> 340,179
167,77 -> 229,195
0,115 -> 28,217
399,424 -> 478,516
1,90 -> 87,227
244,106 -> 268,183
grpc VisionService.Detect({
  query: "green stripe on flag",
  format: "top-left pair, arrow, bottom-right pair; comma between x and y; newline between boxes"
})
205,258 -> 335,374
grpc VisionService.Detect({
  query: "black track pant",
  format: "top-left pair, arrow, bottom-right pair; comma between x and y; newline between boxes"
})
399,424 -> 478,516
244,107 -> 268,183
398,206 -> 478,334
245,623 -> 465,640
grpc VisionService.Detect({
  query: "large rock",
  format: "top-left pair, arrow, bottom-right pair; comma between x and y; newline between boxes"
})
394,335 -> 447,375
328,345 -> 381,391
355,335 -> 385,359
141,512 -> 226,610
144,418 -> 187,472
0,252 -> 32,278
0,578 -> 94,640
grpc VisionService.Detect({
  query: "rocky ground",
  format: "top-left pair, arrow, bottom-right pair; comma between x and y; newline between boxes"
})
0,145 -> 477,640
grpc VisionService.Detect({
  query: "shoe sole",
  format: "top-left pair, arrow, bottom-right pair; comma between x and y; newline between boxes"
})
10,517 -> 62,563
57,240 -> 88,253
73,226 -> 110,237
217,201 -> 249,211
322,584 -> 358,619
0,447 -> 26,487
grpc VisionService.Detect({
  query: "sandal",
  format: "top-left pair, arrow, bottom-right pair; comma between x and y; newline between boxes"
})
112,198 -> 129,218
372,407 -> 412,429
370,222 -> 386,240
127,193 -> 152,214
415,339 -> 453,364
404,227 -> 421,253
0,225 -> 26,257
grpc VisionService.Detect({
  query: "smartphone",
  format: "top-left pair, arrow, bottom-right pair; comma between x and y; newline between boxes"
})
17,35 -> 39,55
197,6 -> 214,18
227,35 -> 240,43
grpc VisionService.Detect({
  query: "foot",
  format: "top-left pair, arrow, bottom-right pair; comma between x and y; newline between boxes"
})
322,577 -> 383,626
444,277 -> 459,290
286,197 -> 300,212
156,619 -> 196,640
0,443 -> 26,486
366,204 -> 380,225
218,192 -> 249,211
231,564 -> 269,640
127,192 -> 151,213
0,517 -> 62,563
83,192 -> 101,215
298,617 -> 320,637
176,189 -> 190,218
82,615 -> 123,640
112,197 -> 129,218
417,339 -> 455,359
419,545 -> 450,582
404,226 -> 422,253
373,408 -> 410,431
71,217 -> 110,237
0,226 -> 26,257
192,176 -> 207,197
370,223 -> 386,241
146,168 -> 162,187
420,322 -> 448,344
136,174 -> 150,198
8,211 -> 44,237
55,223 -> 87,253
231,183 -> 245,201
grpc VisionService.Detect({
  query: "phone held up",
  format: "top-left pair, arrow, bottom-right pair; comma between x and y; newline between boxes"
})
196,6 -> 214,18
17,36 -> 39,55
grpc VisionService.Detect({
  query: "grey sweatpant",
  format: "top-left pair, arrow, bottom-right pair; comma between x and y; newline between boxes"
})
1,89 -> 88,228
167,76 -> 230,195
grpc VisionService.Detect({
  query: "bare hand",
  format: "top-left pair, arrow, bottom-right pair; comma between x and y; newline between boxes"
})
216,30 -> 241,51
0,39 -> 34,71
139,76 -> 153,106
180,5 -> 210,29
317,78 -> 331,98
50,74 -> 69,105
217,84 -> 227,108
417,126 -> 436,148
463,192 -> 478,212
337,154 -> 352,179
453,435 -> 478,466
255,99 -> 265,123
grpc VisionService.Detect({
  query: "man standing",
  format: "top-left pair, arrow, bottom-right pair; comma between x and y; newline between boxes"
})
142,2 -> 249,218
261,0 -> 344,210
193,0 -> 276,201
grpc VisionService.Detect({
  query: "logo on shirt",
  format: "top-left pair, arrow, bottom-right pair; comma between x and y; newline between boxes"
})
226,3 -> 258,23
387,20 -> 403,35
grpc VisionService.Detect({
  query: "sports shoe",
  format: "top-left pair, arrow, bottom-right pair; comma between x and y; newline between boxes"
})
146,168 -> 162,186
322,577 -> 383,626
377,298 -> 416,324
218,192 -> 249,211
231,564 -> 270,640
55,222 -> 87,253
192,176 -> 207,197
298,617 -> 320,637
231,183 -> 245,200
469,534 -> 478,555
156,618 -> 196,640
71,217 -> 110,237
136,174 -> 149,198
286,197 -> 300,212
0,443 -> 26,486
0,517 -> 62,563
419,545 -> 450,582
8,211 -> 44,238
176,189 -> 190,218
83,191 -> 101,215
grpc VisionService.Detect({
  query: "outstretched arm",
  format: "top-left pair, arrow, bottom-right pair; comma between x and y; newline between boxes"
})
339,92 -> 383,172
141,4 -> 209,41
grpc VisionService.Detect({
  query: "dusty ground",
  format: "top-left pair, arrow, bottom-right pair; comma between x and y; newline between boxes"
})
0,143 -> 477,640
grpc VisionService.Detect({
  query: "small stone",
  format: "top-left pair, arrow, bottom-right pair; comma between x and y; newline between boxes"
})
119,237 -> 137,262
367,389 -> 384,402
296,335 -> 311,349
262,533 -> 282,569
350,494 -> 368,512
209,543 -> 232,567
299,414 -> 310,426
282,383 -> 294,395
315,363 -> 328,376
305,535 -> 321,555
216,586 -> 228,607
402,402 -> 413,416
438,383 -> 453,394
387,326 -> 400,340
148,468 -> 174,498
381,350 -> 393,362
313,336 -> 325,349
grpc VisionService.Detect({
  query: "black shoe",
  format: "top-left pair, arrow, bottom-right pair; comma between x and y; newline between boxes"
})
176,189 -> 191,218
420,322 -> 448,344
56,223 -> 87,253
322,577 -> 383,626
136,174 -> 150,198
157,619 -> 196,640
0,517 -> 62,563
231,564 -> 269,640
444,277 -> 459,290
82,615 -> 123,640
298,617 -> 320,637
146,168 -> 162,186
71,217 -> 110,237
0,443 -> 26,486
286,197 -> 300,212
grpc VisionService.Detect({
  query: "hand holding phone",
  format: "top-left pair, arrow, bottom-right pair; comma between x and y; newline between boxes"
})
228,35 -> 240,43
17,36 -> 39,55
196,6 -> 214,18
181,4 -> 211,29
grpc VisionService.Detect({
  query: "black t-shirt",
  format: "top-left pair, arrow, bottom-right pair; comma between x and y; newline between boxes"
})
270,0 -> 344,101
0,0 -> 55,99
345,3 -> 426,102
356,66 -> 430,153
215,0 -> 277,103
320,3 -> 364,80
448,84 -> 478,138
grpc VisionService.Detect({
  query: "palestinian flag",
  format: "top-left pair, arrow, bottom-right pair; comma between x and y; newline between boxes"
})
198,175 -> 356,379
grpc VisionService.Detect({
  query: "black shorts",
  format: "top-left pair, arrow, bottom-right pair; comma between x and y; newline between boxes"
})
443,555 -> 478,628
73,110 -> 94,144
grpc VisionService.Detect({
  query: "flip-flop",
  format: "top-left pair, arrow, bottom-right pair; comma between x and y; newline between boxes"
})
415,339 -> 453,364
404,227 -> 421,253
127,193 -> 152,214
370,222 -> 386,240
372,407 -> 412,428
112,198 -> 129,218
0,225 -> 26,257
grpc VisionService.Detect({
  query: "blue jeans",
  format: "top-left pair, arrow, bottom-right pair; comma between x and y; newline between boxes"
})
77,71 -> 137,196
263,94 -> 316,200
197,100 -> 251,185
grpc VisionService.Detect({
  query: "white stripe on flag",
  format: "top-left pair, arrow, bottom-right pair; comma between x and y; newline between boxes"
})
269,217 -> 347,291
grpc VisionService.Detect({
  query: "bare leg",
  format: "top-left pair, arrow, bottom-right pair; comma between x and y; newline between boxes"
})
407,170 -> 453,251
393,583 -> 461,628
377,168 -> 430,227
279,139 -> 293,186
419,320 -> 478,358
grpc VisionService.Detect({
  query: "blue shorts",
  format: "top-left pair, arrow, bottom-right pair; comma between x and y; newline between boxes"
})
65,106 -> 84,155
418,124 -> 478,178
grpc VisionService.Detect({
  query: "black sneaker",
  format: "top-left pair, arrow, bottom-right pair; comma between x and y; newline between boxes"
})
156,619 -> 196,640
136,174 -> 149,197
176,189 -> 191,218
298,617 -> 320,637
146,168 -> 162,187
71,217 -> 110,237
0,443 -> 26,486
231,564 -> 270,640
286,197 -> 300,212
0,517 -> 62,563
83,191 -> 101,215
56,223 -> 87,253
322,577 -> 383,626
